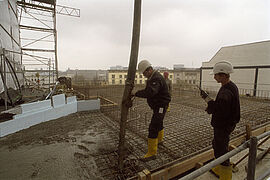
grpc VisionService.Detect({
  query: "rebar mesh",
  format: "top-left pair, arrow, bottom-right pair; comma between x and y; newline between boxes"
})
73,85 -> 270,179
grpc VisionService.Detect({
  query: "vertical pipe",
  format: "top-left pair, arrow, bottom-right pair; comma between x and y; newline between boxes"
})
118,0 -> 141,170
53,2 -> 58,79
199,67 -> 202,88
247,136 -> 258,180
48,59 -> 51,89
2,50 -> 8,110
53,63 -> 55,84
253,67 -> 258,97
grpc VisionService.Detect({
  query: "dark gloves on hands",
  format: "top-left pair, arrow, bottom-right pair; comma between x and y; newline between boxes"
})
200,89 -> 208,99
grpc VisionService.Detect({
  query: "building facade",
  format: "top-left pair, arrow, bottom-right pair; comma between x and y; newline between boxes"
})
201,40 -> 270,98
62,69 -> 108,85
173,68 -> 200,85
108,70 -> 147,85
107,69 -> 199,86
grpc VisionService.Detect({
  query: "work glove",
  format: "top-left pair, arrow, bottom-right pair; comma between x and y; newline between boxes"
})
123,93 -> 135,108
200,89 -> 208,99
198,87 -> 212,103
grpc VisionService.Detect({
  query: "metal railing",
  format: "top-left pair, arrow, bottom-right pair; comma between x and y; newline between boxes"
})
179,130 -> 270,180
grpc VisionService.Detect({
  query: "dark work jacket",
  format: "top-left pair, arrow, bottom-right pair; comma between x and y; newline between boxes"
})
206,81 -> 240,128
135,71 -> 171,109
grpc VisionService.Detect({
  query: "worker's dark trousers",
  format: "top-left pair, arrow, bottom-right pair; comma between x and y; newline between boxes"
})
148,106 -> 167,138
212,125 -> 235,166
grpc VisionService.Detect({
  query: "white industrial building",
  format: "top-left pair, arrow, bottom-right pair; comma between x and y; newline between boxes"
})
201,40 -> 270,98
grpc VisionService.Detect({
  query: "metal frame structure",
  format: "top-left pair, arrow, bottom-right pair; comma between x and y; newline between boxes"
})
16,0 -> 80,88
0,48 -> 23,109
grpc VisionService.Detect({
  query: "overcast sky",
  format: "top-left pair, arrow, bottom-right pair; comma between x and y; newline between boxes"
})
56,0 -> 270,70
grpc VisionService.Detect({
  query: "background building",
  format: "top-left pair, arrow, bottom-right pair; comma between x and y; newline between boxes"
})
61,69 -> 108,85
201,40 -> 270,98
173,64 -> 185,70
108,70 -> 147,85
173,68 -> 200,85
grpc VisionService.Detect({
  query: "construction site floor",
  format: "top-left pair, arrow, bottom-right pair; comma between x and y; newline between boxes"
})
0,88 -> 270,179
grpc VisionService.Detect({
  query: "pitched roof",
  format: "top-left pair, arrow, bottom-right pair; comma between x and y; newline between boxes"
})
203,40 -> 270,67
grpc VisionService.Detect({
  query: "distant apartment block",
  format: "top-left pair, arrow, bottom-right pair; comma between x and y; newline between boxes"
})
173,68 -> 200,85
108,69 -> 197,85
108,70 -> 146,85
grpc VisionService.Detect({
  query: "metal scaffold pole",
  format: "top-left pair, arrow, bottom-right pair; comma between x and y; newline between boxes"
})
118,0 -> 141,170
53,2 -> 58,79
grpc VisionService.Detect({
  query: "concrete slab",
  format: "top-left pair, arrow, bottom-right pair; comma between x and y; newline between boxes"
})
0,96 -> 87,137
20,99 -> 51,113
67,96 -> 77,104
65,103 -> 77,115
44,106 -> 65,122
77,99 -> 100,112
52,94 -> 66,107
0,119 -> 26,137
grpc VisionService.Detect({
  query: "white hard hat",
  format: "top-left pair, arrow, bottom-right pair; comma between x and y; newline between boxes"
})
138,60 -> 151,73
210,61 -> 234,75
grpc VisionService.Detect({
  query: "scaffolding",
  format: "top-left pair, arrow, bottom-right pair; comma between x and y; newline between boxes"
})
16,0 -> 80,87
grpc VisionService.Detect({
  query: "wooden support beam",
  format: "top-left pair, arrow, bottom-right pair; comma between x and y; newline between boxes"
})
246,123 -> 252,140
229,144 -> 237,151
195,162 -> 204,169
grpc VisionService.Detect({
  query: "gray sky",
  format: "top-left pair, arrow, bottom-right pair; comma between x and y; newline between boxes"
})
56,0 -> 270,70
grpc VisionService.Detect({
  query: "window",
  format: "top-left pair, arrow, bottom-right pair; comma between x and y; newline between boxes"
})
170,75 -> 173,79
135,75 -> 137,78
119,75 -> 122,78
124,75 -> 127,78
139,75 -> 142,78
120,80 -> 122,84
112,80 -> 115,84
112,74 -> 115,78
140,80 -> 142,84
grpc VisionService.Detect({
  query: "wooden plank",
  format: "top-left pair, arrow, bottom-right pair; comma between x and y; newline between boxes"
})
147,124 -> 270,180
138,172 -> 146,180
229,144 -> 237,151
195,162 -> 204,169
151,168 -> 168,180
246,123 -> 252,140
143,169 -> 151,180
166,150 -> 214,179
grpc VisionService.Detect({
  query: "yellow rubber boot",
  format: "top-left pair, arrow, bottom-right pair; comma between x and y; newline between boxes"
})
167,104 -> 170,112
144,138 -> 158,158
219,165 -> 232,180
158,129 -> 164,144
210,165 -> 221,178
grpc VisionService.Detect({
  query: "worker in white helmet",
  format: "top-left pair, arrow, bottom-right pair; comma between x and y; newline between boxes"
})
163,71 -> 172,112
132,60 -> 171,160
200,61 -> 240,180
